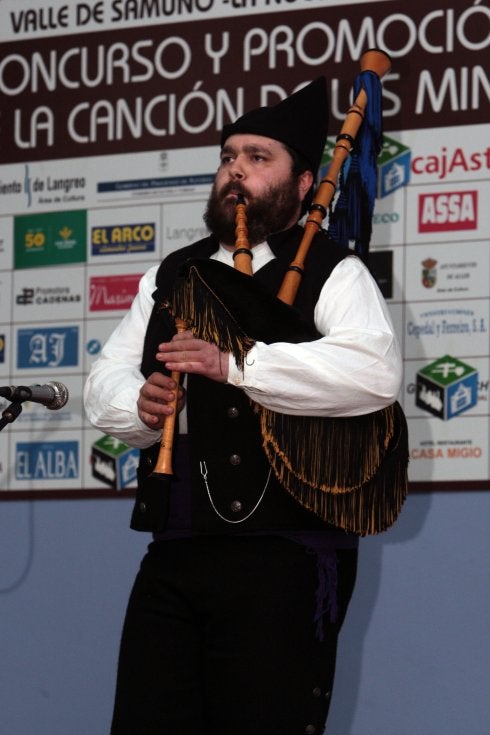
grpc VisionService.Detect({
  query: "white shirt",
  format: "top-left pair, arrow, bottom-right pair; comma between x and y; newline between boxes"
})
83,242 -> 402,449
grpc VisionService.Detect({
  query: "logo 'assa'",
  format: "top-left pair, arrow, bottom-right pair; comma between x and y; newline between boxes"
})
418,191 -> 478,233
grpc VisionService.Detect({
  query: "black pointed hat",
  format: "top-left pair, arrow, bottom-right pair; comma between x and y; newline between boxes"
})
221,77 -> 328,176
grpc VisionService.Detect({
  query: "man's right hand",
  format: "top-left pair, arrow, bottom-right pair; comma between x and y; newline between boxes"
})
137,372 -> 186,431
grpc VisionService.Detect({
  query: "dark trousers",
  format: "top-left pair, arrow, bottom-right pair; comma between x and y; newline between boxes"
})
110,536 -> 357,735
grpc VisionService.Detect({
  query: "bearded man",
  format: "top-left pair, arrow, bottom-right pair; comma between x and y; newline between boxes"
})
84,77 -> 402,735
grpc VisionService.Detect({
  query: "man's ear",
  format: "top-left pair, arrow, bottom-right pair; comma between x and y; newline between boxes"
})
297,170 -> 314,202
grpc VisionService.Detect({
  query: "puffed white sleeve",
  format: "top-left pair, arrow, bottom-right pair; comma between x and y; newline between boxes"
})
227,256 -> 402,417
83,265 -> 163,449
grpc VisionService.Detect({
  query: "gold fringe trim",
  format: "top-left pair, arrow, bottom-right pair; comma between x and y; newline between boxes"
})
172,265 -> 254,370
257,404 -> 396,492
258,402 -> 409,536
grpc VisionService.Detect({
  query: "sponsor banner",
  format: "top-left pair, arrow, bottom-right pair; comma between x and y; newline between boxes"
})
85,261 -> 149,318
404,351 -> 490,482
407,414 -> 489,483
405,301 -> 489,360
0,160 -> 89,215
162,200 -> 210,256
87,203 -> 160,262
418,190 -> 477,234
407,124 -> 490,185
1,0 -> 488,165
14,209 -> 87,268
89,433 -> 139,490
0,148 -> 216,214
89,273 -> 143,313
6,431 -> 83,491
416,355 -> 479,421
91,222 -> 155,258
15,324 -> 81,375
90,222 -> 155,255
404,356 -> 489,421
406,180 -> 489,244
13,266 -> 85,323
83,429 -> 138,490
98,173 -> 215,199
404,240 -> 490,301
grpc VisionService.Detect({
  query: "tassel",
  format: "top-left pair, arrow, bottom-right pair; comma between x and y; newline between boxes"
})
328,70 -> 383,261
172,265 -> 255,370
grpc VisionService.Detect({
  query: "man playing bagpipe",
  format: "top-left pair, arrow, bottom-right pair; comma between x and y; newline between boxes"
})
84,53 -> 407,735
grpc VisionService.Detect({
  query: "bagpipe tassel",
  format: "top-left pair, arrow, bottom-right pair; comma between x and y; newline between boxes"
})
328,70 -> 384,262
172,262 -> 255,370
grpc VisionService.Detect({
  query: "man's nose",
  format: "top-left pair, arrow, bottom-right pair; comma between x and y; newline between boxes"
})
229,158 -> 245,180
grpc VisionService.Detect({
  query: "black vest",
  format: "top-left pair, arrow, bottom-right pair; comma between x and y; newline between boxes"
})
131,226 -> 352,533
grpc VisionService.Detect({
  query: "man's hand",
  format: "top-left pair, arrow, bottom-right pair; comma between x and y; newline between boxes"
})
137,372 -> 186,431
156,330 -> 229,383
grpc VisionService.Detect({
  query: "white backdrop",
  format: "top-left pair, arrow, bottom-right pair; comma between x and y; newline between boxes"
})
1,0 -> 489,494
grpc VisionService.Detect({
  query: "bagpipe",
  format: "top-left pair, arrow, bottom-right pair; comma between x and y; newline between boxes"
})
148,49 -> 409,536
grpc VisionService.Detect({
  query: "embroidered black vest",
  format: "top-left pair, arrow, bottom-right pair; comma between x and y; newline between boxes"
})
130,226 -> 351,533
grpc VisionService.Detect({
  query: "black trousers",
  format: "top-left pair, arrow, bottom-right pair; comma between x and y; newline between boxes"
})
110,536 -> 357,735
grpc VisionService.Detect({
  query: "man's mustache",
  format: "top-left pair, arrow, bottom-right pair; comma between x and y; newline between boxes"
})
219,182 -> 252,202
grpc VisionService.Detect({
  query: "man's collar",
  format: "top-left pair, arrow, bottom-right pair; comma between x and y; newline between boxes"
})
211,222 -> 303,259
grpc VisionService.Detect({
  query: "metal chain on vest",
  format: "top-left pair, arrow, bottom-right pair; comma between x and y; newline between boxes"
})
199,461 -> 271,524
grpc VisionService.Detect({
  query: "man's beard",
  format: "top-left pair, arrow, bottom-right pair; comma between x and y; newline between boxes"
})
203,176 -> 301,247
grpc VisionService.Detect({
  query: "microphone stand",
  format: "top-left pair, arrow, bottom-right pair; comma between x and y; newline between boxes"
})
0,399 -> 24,431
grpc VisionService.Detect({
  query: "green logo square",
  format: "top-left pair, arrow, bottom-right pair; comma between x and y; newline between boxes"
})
14,210 -> 87,269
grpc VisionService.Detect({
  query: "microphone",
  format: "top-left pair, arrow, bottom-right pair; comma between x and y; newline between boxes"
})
0,381 -> 69,410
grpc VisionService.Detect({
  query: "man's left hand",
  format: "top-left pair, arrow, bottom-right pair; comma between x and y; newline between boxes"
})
156,330 -> 229,383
